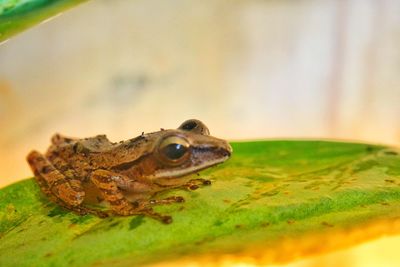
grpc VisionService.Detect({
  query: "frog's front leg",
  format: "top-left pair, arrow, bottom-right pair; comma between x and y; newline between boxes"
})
90,170 -> 173,223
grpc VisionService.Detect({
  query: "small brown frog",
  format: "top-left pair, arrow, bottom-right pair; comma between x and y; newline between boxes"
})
27,119 -> 232,223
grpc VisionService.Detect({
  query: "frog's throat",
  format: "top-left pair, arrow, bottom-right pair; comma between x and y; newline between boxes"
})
151,155 -> 229,179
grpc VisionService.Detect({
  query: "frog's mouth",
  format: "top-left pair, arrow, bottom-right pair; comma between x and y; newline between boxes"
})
153,154 -> 230,179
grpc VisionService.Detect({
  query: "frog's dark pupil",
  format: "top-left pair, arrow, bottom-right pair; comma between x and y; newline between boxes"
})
162,143 -> 187,160
181,121 -> 197,131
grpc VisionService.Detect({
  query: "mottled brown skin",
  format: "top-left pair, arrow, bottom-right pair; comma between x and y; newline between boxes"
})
26,119 -> 232,223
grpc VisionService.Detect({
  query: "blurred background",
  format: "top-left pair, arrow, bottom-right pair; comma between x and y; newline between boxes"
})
0,0 -> 400,266
1,0 -> 400,185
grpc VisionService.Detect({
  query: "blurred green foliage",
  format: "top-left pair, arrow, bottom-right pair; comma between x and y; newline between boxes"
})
0,0 -> 88,42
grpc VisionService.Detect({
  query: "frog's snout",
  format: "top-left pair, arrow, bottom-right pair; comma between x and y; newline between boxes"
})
190,134 -> 232,159
220,141 -> 233,158
226,143 -> 233,155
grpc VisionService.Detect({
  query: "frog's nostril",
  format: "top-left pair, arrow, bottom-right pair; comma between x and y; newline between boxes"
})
221,146 -> 232,157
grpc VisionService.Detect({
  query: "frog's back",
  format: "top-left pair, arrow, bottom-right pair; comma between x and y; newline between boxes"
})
45,134 -> 118,171
46,132 -> 159,171
48,134 -> 114,154
77,135 -> 116,153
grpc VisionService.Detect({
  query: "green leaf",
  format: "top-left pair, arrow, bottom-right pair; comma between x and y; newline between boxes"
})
0,140 -> 400,266
0,0 -> 89,43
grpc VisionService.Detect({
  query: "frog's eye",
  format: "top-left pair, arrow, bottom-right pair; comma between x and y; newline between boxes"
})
158,136 -> 190,165
178,119 -> 210,135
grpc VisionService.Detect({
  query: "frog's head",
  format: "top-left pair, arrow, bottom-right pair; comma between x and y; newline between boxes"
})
150,119 -> 232,179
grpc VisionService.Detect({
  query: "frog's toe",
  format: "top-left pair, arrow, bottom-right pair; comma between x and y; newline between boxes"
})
161,215 -> 173,224
71,205 -> 109,218
189,184 -> 199,190
149,196 -> 185,205
174,196 -> 185,202
95,210 -> 109,218
202,179 -> 212,185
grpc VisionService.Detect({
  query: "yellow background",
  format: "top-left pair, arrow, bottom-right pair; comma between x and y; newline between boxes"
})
0,0 -> 399,266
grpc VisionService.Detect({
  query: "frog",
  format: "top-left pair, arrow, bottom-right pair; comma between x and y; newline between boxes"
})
26,119 -> 232,223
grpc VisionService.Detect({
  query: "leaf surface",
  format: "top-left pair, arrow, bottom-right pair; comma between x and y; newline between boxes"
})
0,140 -> 400,266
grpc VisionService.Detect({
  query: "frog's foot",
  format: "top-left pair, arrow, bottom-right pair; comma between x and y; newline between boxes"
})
124,207 -> 172,224
149,196 -> 185,205
90,170 -> 153,215
145,209 -> 173,224
69,205 -> 109,218
91,169 -> 176,223
182,178 -> 212,190
111,202 -> 173,224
